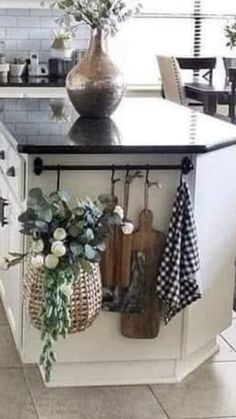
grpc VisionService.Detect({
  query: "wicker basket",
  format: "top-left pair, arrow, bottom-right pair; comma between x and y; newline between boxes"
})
23,258 -> 102,333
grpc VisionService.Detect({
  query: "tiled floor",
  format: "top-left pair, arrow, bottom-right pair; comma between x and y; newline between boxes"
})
1,300 -> 236,419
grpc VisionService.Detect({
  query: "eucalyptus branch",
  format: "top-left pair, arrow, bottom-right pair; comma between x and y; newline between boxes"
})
40,265 -> 74,382
43,0 -> 142,35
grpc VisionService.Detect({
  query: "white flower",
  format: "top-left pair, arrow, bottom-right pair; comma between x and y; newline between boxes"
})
51,241 -> 67,258
113,205 -> 124,220
0,257 -> 9,271
60,283 -> 73,299
45,254 -> 59,270
53,228 -> 67,241
32,239 -> 44,253
97,242 -> 106,252
121,221 -> 134,235
31,254 -> 44,269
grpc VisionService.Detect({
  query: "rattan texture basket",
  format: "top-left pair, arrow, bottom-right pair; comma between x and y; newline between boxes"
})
23,257 -> 102,333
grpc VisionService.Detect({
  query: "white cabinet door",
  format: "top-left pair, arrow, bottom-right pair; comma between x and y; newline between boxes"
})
0,171 -> 24,348
0,168 -> 8,297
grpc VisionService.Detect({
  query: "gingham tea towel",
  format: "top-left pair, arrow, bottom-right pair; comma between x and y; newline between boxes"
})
156,178 -> 201,324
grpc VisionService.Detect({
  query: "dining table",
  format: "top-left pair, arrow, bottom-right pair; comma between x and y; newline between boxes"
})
185,79 -> 231,115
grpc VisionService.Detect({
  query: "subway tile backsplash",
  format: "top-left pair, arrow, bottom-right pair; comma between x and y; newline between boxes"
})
1,8 -> 90,63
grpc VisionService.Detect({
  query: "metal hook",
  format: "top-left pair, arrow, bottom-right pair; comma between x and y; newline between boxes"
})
111,165 -> 116,184
110,165 -> 120,196
180,156 -> 193,183
125,165 -> 130,184
123,166 -> 143,219
144,166 -> 162,211
56,165 -> 61,191
145,165 -> 150,185
111,165 -> 121,185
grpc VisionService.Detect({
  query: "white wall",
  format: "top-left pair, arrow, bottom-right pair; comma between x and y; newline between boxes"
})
0,8 -> 90,63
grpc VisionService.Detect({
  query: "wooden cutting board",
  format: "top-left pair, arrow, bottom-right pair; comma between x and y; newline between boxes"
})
100,226 -> 120,288
121,209 -> 165,338
114,224 -> 133,288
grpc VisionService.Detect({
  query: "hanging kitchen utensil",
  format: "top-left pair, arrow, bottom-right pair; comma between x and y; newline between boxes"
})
114,168 -> 142,288
121,168 -> 165,338
102,167 -> 142,312
100,167 -> 120,289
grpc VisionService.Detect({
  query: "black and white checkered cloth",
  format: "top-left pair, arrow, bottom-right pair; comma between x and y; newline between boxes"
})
156,178 -> 201,324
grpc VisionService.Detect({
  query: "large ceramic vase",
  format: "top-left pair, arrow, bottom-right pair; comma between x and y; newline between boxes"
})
66,28 -> 126,118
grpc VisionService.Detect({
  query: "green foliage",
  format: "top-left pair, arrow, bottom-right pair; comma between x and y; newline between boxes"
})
42,0 -> 142,35
8,187 -> 123,381
40,264 -> 74,382
225,21 -> 236,49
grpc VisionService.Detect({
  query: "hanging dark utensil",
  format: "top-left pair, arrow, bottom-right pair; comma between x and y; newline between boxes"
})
121,168 -> 165,338
100,167 -> 120,289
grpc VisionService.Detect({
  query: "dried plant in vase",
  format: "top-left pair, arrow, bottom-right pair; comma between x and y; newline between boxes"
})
0,188 -> 123,381
51,29 -> 74,58
42,0 -> 142,117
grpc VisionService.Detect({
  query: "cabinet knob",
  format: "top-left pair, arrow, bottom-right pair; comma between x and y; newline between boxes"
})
0,150 -> 5,160
6,166 -> 15,177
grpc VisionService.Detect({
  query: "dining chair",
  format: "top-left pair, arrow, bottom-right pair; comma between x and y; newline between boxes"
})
177,57 -> 217,84
228,67 -> 236,120
156,55 -> 186,105
214,67 -> 236,123
156,55 -> 202,108
223,57 -> 236,83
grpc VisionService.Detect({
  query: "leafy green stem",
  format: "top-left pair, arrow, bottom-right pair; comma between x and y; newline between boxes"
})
40,264 -> 74,382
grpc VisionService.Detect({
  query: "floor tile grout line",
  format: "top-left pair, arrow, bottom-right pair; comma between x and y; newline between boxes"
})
210,359 -> 236,362
0,366 -> 25,369
147,384 -> 171,419
175,417 -> 236,419
178,416 -> 236,419
220,334 -> 236,353
23,367 -> 41,419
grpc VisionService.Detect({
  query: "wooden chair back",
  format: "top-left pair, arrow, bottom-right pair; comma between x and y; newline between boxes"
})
177,57 -> 216,84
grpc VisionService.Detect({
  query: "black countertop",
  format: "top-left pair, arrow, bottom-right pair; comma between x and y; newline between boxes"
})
1,96 -> 236,154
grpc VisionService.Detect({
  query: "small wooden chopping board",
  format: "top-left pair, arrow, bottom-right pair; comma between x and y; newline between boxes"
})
121,209 -> 165,338
114,224 -> 133,288
100,226 -> 120,288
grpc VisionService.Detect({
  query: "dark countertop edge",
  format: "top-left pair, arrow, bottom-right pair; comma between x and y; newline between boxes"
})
17,141 -> 236,155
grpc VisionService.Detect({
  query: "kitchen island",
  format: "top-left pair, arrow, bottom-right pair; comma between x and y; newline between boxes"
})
1,96 -> 236,387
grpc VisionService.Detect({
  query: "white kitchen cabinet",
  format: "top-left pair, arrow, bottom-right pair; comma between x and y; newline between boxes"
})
0,174 -> 24,347
0,132 -> 25,348
0,96 -> 236,388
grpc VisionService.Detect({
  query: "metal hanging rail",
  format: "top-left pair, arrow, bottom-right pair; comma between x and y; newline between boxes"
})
33,156 -> 193,176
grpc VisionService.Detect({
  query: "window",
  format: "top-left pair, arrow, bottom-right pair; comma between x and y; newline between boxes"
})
109,0 -> 195,86
109,0 -> 236,87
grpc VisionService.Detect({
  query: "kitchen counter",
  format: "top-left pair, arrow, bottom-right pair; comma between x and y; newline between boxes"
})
1,96 -> 236,154
1,96 -> 236,387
